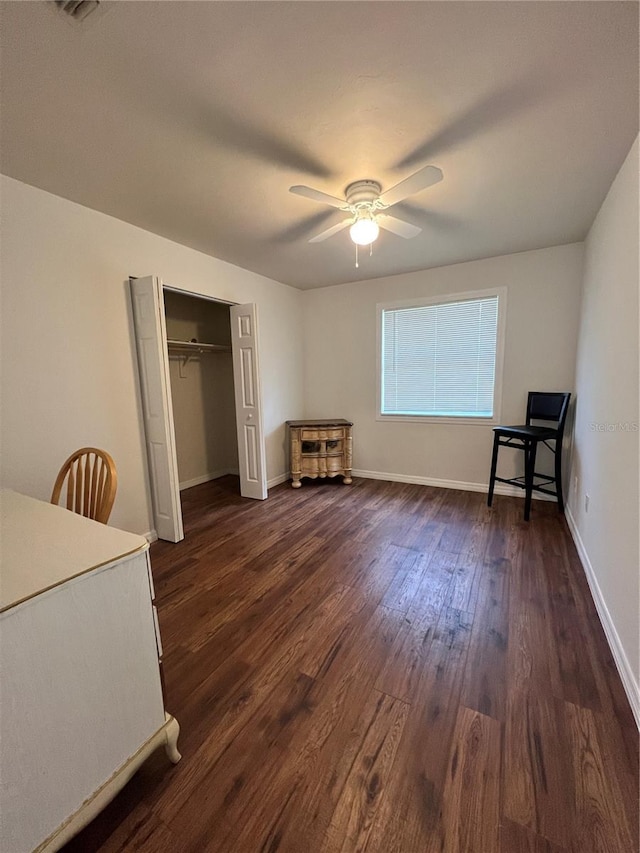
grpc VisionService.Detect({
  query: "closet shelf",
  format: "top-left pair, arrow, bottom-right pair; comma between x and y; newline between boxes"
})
167,339 -> 231,355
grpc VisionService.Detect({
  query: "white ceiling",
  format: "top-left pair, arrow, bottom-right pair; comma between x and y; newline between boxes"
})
1,1 -> 637,289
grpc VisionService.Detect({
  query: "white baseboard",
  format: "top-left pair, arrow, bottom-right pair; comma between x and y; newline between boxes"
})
143,529 -> 158,544
268,472 -> 290,489
351,469 -> 554,500
179,470 -> 235,491
564,505 -> 640,729
180,469 -> 288,494
181,470 -> 290,492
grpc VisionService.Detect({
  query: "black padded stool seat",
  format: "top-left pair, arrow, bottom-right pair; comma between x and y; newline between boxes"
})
488,392 -> 571,521
494,425 -> 558,439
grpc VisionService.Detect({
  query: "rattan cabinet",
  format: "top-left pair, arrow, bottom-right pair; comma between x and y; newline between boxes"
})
286,419 -> 353,488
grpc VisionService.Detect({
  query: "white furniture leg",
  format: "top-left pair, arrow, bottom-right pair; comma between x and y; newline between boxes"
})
36,714 -> 181,853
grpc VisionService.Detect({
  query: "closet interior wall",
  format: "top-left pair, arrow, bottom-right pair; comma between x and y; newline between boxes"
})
163,290 -> 238,489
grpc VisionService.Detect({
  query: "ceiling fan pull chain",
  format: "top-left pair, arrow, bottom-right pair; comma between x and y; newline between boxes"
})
355,243 -> 359,268
369,243 -> 373,257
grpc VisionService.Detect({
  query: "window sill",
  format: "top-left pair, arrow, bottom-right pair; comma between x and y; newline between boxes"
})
376,414 -> 499,426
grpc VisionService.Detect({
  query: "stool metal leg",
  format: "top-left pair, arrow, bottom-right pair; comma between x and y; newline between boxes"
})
554,438 -> 565,513
488,433 -> 500,507
524,439 -> 537,521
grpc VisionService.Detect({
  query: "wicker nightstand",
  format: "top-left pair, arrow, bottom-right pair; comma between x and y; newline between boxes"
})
286,419 -> 353,488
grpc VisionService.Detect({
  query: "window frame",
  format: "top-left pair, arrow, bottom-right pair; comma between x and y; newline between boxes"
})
376,286 -> 507,425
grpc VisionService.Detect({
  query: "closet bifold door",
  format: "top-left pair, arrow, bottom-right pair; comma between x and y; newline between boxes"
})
129,275 -> 184,542
230,303 -> 267,500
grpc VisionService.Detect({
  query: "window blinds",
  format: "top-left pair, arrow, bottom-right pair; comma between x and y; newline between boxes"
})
381,295 -> 499,417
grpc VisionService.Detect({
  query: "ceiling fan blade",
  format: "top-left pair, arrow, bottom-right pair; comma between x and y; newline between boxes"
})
308,218 -> 352,243
378,165 -> 443,208
290,185 -> 346,209
377,214 -> 422,239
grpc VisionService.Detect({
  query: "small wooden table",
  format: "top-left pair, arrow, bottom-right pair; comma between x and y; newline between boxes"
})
286,419 -> 353,488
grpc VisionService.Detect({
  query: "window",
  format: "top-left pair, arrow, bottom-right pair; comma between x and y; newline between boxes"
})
377,288 -> 506,423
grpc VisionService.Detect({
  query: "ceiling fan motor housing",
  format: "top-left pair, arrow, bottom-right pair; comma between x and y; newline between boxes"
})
345,180 -> 382,208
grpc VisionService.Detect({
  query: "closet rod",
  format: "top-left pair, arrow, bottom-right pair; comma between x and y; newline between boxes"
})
167,339 -> 231,355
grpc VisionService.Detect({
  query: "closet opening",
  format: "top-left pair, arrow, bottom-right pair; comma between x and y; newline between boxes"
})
163,288 -> 239,495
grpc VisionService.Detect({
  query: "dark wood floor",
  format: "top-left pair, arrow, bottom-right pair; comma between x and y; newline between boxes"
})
65,476 -> 638,853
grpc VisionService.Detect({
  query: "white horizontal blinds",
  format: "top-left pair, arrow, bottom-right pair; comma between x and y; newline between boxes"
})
382,295 -> 499,417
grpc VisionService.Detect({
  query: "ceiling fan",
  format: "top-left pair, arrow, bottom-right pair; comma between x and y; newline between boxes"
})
289,164 -> 443,246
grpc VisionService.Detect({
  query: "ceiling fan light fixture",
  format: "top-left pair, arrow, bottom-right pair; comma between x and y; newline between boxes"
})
290,165 -> 442,248
350,214 -> 379,246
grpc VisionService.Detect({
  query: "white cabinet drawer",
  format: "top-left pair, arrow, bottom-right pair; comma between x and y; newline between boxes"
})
145,551 -> 156,601
152,605 -> 163,658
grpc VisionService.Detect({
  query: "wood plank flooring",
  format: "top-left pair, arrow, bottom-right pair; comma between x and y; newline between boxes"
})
64,477 -> 638,853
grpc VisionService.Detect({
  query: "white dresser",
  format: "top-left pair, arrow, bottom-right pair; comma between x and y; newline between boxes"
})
0,490 -> 180,853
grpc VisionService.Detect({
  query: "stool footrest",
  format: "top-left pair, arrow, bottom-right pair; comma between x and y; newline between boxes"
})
493,475 -> 559,497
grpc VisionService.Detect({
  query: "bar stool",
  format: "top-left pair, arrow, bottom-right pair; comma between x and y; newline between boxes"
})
487,392 -> 571,521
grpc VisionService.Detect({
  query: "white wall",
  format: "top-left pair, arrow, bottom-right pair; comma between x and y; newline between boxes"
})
168,355 -> 238,487
302,244 -> 584,490
0,176 -> 304,535
567,136 -> 639,720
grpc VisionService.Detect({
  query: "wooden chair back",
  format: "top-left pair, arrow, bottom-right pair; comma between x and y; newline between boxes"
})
51,448 -> 117,524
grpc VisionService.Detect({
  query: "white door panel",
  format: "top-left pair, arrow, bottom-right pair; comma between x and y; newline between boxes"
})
130,276 -> 184,542
231,304 -> 267,500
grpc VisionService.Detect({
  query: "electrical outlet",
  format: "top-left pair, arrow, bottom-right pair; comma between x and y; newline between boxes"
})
585,493 -> 590,513
573,475 -> 578,494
